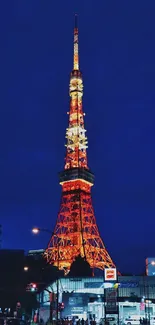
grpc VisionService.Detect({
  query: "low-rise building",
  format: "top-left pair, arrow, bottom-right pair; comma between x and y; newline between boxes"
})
39,276 -> 155,323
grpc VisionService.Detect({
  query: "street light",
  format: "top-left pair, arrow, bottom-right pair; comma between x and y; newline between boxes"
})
32,227 -> 52,234
32,227 -> 40,234
32,226 -> 60,323
24,266 -> 29,271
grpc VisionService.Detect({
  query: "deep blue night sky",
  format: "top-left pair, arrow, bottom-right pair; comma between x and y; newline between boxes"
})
0,1 -> 155,274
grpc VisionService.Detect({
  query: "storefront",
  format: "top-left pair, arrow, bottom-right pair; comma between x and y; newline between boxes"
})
40,276 -> 155,323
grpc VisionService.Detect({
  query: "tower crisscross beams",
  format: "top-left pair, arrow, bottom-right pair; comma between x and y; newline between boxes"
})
46,180 -> 115,272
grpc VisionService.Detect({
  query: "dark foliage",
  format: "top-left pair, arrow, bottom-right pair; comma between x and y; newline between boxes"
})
69,255 -> 92,277
24,254 -> 64,291
0,249 -> 63,314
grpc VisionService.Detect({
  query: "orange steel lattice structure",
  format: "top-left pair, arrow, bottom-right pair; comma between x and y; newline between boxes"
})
45,15 -> 115,273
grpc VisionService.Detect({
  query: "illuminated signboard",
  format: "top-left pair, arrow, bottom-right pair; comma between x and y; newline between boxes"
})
83,281 -> 139,289
105,268 -> 117,281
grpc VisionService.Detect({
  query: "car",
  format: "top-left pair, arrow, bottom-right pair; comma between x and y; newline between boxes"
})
124,316 -> 140,325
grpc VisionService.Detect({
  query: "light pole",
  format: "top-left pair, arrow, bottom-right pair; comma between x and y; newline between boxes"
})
32,227 -> 60,323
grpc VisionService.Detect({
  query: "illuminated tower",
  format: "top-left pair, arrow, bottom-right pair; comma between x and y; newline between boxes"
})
45,15 -> 115,273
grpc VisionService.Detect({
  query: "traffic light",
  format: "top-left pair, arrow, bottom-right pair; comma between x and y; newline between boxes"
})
16,302 -> 21,310
31,283 -> 37,292
58,303 -> 64,311
26,283 -> 38,292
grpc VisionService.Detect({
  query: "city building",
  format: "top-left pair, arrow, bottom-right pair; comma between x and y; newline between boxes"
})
28,249 -> 45,260
39,275 -> 155,323
0,249 -> 25,310
0,249 -> 25,272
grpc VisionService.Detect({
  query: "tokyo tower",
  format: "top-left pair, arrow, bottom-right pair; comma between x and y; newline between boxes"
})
45,15 -> 115,273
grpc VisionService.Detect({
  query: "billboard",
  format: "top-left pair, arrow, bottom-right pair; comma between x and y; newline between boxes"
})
104,268 -> 117,281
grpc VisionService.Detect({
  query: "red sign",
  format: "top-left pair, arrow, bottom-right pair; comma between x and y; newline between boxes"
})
105,268 -> 117,281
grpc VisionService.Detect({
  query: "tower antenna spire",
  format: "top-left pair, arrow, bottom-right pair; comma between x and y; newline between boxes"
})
75,13 -> 78,28
73,14 -> 79,70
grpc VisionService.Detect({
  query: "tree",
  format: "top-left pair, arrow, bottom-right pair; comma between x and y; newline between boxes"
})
69,255 -> 92,277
